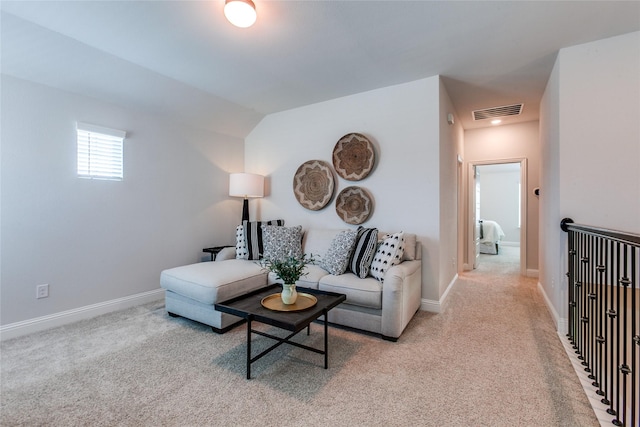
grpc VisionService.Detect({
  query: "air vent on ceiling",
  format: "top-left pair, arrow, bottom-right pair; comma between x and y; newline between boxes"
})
472,103 -> 524,121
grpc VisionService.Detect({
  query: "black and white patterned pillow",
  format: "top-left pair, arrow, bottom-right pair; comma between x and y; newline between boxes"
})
320,230 -> 358,275
262,225 -> 303,261
370,232 -> 405,282
243,219 -> 285,260
235,225 -> 248,259
348,227 -> 378,279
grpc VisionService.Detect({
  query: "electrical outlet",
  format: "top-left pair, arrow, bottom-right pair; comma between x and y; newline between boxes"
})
36,284 -> 49,299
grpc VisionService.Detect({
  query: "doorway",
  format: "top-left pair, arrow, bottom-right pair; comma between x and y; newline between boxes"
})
465,158 -> 527,276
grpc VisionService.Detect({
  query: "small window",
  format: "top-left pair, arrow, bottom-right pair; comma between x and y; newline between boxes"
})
77,122 -> 126,181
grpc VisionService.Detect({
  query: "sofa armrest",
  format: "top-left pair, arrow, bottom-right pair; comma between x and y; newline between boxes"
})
380,260 -> 422,339
215,247 -> 237,262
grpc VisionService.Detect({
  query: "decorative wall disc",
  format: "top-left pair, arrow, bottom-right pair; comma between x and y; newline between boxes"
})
332,133 -> 375,181
335,186 -> 373,225
293,160 -> 335,210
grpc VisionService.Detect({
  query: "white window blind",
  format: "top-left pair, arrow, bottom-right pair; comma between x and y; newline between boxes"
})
77,122 -> 126,180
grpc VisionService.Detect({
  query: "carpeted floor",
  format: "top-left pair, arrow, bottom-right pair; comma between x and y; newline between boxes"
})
1,250 -> 598,426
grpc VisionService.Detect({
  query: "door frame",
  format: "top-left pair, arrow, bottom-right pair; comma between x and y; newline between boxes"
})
464,158 -> 527,276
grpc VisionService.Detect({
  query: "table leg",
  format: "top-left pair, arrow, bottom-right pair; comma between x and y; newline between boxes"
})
323,309 -> 328,369
247,316 -> 253,379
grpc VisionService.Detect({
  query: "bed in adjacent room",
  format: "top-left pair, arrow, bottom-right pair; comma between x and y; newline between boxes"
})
479,220 -> 505,255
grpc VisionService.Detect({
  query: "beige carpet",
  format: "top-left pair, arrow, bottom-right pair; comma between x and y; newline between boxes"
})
1,251 -> 598,426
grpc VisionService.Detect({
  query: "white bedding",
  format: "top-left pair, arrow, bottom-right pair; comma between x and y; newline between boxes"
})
480,220 -> 505,244
479,220 -> 505,255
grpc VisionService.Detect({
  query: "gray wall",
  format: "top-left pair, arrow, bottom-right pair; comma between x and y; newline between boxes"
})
477,165 -> 521,243
464,121 -> 541,271
1,76 -> 244,325
244,76 -> 462,307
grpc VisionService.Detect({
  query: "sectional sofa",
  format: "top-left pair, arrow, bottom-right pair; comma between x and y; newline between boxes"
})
160,224 -> 422,341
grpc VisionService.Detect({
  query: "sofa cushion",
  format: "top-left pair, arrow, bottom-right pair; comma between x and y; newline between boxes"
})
370,232 -> 405,282
348,227 -> 378,279
302,229 -> 345,261
401,233 -> 417,261
262,225 -> 303,261
268,264 -> 328,289
319,273 -> 382,310
320,229 -> 358,275
243,219 -> 284,260
160,259 -> 267,304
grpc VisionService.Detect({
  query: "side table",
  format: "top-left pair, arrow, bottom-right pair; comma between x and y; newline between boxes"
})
203,246 -> 231,261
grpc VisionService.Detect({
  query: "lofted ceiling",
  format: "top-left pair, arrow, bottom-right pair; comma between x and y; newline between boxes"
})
1,1 -> 639,138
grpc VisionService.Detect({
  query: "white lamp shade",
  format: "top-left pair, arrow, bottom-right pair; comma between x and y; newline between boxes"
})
224,0 -> 257,28
229,173 -> 264,198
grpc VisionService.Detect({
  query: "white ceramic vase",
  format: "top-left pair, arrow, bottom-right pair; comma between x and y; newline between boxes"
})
281,283 -> 298,305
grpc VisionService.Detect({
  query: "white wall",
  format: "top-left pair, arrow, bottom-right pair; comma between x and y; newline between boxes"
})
464,121 -> 540,269
438,79 -> 464,297
558,32 -> 640,233
0,76 -> 244,325
477,167 -> 520,243
540,31 -> 640,330
245,76 -> 453,304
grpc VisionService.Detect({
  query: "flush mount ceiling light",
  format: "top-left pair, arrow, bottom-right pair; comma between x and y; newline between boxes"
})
224,0 -> 257,28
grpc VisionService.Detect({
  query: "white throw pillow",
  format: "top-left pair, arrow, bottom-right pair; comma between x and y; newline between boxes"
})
235,225 -> 248,260
370,232 -> 405,282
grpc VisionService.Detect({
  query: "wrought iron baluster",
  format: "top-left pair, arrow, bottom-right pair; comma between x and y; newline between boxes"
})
560,219 -> 640,426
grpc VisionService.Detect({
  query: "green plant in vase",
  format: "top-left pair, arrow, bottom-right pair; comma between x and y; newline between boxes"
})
261,254 -> 315,304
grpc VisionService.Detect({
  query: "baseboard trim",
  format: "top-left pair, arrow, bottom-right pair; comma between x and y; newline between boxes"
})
0,289 -> 165,341
421,274 -> 458,313
526,269 -> 539,278
537,281 -> 568,335
421,298 -> 440,313
559,332 -> 609,425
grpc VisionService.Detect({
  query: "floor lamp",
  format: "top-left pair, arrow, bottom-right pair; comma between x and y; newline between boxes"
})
229,173 -> 264,223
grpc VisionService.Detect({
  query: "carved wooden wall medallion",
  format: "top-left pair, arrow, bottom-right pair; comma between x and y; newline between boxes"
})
293,160 -> 335,210
332,133 -> 375,181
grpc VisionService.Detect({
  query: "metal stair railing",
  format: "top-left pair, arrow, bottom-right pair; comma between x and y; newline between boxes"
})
561,218 -> 639,427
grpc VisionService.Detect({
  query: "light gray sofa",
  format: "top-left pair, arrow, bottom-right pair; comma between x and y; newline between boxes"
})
160,228 -> 422,341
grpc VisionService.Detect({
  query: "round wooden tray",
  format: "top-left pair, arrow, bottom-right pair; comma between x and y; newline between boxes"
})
261,292 -> 318,312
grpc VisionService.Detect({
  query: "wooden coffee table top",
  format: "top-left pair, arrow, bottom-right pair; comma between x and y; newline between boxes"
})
215,284 -> 346,333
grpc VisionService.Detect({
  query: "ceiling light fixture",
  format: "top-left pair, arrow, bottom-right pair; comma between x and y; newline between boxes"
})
224,0 -> 257,28
491,119 -> 502,125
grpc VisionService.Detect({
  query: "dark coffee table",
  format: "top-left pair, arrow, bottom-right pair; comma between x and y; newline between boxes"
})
214,284 -> 346,379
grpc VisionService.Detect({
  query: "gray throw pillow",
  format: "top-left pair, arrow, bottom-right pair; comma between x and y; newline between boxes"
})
243,219 -> 284,260
262,225 -> 303,261
320,230 -> 358,275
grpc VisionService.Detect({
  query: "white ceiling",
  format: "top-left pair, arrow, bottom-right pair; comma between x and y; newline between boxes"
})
1,1 -> 639,138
